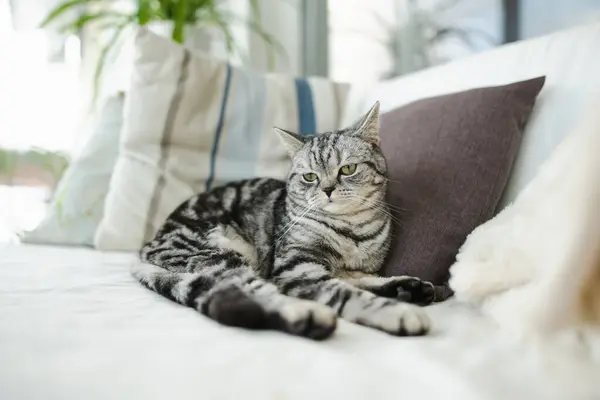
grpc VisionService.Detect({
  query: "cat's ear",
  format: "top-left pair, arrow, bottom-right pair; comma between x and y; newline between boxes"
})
352,101 -> 380,144
274,127 -> 306,156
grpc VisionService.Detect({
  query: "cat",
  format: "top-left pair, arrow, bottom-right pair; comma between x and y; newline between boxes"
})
131,102 -> 435,340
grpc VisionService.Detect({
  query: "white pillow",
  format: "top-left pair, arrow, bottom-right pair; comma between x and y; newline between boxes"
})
95,28 -> 350,251
21,93 -> 124,246
449,100 -> 600,335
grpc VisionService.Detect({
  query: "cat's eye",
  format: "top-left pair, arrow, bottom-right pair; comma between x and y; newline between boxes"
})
302,172 -> 318,182
339,164 -> 357,176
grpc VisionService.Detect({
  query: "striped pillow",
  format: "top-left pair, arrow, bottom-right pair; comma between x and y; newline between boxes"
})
94,28 -> 350,250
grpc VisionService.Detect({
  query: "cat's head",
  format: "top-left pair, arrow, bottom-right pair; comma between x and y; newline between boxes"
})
275,102 -> 387,215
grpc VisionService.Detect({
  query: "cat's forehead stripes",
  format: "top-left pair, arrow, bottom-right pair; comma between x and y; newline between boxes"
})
305,133 -> 345,171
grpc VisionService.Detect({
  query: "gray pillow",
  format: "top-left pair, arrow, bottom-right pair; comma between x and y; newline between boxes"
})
380,77 -> 546,301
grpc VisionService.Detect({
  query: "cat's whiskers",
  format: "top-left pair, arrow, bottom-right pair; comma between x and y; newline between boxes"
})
275,199 -> 317,243
351,193 -> 409,214
375,201 -> 408,214
276,205 -> 310,239
384,177 -> 405,186
366,202 -> 405,227
374,205 -> 405,227
346,192 -> 388,210
350,194 -> 405,227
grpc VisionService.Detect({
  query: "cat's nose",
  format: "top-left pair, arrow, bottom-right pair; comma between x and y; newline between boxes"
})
322,187 -> 335,197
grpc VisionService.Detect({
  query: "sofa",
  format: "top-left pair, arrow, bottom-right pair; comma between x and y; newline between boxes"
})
2,22 -> 600,400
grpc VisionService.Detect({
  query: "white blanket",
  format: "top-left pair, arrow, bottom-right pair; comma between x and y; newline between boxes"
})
0,243 -> 598,400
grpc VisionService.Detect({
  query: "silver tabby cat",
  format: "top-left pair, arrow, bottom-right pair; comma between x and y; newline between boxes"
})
132,102 -> 435,340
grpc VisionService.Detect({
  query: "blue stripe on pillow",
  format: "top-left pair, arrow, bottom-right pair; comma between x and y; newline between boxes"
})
295,78 -> 316,136
216,68 -> 266,184
206,64 -> 233,191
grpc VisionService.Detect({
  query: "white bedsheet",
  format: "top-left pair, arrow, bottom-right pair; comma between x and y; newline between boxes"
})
1,243 -> 599,400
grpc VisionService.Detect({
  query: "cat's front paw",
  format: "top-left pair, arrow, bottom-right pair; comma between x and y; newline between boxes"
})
273,300 -> 338,340
372,277 -> 436,305
355,303 -> 431,336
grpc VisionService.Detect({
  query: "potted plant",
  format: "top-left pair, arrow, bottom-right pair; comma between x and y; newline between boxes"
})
40,0 -> 283,103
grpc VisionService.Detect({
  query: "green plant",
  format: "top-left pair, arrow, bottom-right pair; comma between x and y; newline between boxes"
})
40,0 -> 284,104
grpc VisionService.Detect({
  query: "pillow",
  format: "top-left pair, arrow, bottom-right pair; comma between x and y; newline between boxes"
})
94,28 -> 350,251
21,93 -> 124,246
379,77 -> 545,301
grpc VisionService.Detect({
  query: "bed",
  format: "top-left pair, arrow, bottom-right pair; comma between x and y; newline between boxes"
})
2,242 -> 598,400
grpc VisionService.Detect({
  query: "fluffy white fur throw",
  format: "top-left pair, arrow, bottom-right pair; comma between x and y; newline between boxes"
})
449,101 -> 600,339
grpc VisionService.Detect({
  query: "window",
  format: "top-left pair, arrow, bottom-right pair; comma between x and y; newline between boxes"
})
0,0 -> 83,241
327,0 -> 501,83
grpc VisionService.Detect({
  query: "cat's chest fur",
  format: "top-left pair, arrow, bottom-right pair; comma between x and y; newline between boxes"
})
334,235 -> 374,269
317,224 -> 387,274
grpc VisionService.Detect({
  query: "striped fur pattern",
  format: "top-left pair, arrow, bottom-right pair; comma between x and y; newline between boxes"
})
133,102 -> 435,340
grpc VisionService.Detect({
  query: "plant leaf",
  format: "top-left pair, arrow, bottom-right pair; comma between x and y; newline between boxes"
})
248,0 -> 261,21
210,8 -> 285,70
172,0 -> 189,43
137,0 -> 152,25
56,11 -> 130,34
92,19 -> 132,107
246,20 -> 286,70
204,9 -> 235,53
39,0 -> 98,27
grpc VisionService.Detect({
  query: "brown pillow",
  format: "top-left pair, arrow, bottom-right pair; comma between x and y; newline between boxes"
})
380,77 -> 546,301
